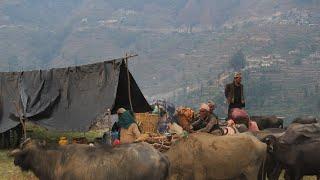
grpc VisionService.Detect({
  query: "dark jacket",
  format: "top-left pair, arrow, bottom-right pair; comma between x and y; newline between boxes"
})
225,82 -> 245,107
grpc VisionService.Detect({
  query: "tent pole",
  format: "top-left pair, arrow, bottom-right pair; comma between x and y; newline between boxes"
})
13,101 -> 27,140
125,53 -> 133,112
107,108 -> 112,131
21,118 -> 27,140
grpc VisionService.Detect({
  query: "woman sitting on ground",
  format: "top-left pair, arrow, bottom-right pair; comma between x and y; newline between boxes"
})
117,108 -> 141,144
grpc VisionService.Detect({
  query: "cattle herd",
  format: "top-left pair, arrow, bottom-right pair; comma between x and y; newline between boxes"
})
4,115 -> 320,180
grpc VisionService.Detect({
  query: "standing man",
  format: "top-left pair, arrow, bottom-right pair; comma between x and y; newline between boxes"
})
225,72 -> 245,117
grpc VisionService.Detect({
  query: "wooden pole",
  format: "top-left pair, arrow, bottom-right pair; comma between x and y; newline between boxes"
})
125,53 -> 134,111
107,108 -> 112,130
13,101 -> 27,140
124,54 -> 138,60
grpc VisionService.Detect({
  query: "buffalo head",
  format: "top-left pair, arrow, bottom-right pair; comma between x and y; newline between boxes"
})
8,138 -> 47,171
261,135 -> 277,153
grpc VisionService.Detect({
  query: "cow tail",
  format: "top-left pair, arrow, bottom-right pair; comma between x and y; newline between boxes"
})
258,149 -> 267,180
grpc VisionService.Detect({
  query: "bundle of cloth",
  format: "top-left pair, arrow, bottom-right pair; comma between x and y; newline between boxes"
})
229,108 -> 259,132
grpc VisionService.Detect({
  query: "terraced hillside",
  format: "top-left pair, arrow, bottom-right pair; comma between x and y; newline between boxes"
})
0,0 -> 319,119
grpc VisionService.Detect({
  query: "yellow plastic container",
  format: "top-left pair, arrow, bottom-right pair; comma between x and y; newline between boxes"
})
59,136 -> 68,146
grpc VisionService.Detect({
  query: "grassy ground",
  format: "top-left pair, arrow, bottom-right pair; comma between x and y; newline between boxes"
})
0,150 -> 37,180
0,123 -> 317,179
25,123 -> 106,144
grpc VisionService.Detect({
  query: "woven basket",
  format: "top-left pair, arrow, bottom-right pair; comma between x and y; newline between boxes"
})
135,113 -> 159,133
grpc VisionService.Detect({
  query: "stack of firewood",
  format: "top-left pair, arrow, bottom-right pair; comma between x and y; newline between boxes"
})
146,135 -> 171,152
136,133 -> 178,152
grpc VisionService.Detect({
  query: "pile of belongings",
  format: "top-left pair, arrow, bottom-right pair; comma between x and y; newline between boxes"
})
135,122 -> 187,152
151,99 -> 176,118
230,108 -> 250,127
135,133 -> 173,152
229,108 -> 259,132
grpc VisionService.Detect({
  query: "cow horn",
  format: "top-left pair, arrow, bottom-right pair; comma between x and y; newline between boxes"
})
20,138 -> 31,149
276,116 -> 285,119
8,149 -> 21,157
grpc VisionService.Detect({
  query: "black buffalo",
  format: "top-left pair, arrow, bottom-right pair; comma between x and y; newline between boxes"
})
249,128 -> 286,180
252,128 -> 286,141
10,139 -> 169,180
262,123 -> 320,180
291,116 -> 318,124
250,116 -> 284,130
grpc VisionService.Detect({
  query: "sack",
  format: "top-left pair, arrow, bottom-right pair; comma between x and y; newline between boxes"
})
248,121 -> 259,132
168,123 -> 184,136
230,108 -> 249,127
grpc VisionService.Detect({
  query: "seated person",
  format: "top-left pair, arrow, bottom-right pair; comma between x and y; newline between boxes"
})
207,100 -> 218,119
158,111 -> 170,133
117,108 -> 141,144
190,103 -> 222,134
111,121 -> 120,143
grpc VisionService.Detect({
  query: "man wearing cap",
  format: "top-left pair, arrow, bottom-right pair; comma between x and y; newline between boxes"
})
225,72 -> 245,117
207,100 -> 218,119
190,103 -> 221,133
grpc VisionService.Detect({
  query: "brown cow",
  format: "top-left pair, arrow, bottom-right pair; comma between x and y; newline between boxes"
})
10,139 -> 169,180
165,133 -> 267,180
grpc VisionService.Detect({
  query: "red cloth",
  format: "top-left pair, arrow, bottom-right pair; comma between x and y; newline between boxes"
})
113,139 -> 121,146
248,121 -> 260,132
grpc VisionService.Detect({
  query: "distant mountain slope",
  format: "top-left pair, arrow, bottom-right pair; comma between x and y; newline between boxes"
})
0,0 -> 319,118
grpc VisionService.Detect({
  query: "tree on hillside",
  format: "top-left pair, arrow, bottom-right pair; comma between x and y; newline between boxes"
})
229,50 -> 246,71
245,75 -> 273,108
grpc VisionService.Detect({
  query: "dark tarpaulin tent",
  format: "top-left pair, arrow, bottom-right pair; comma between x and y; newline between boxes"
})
0,59 -> 152,133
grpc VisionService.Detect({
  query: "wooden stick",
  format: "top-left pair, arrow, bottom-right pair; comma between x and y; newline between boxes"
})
124,54 -> 138,60
107,108 -> 112,130
12,101 -> 27,140
153,143 -> 170,150
125,53 -> 134,111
